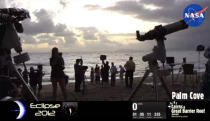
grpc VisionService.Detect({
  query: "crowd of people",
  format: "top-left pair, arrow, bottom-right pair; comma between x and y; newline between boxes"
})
17,47 -> 136,100
17,64 -> 44,98
89,57 -> 135,88
6,46 -> 210,101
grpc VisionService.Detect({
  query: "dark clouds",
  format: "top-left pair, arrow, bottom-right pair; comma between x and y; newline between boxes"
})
21,8 -> 121,51
75,27 -> 124,51
86,0 -> 210,51
23,10 -> 56,35
2,0 -> 210,52
22,9 -> 77,45
78,27 -> 98,40
104,0 -> 209,23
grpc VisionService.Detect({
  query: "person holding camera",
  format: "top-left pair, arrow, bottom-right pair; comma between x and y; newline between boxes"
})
100,55 -> 110,83
124,57 -> 135,88
50,47 -> 67,100
100,57 -> 109,82
74,59 -> 87,92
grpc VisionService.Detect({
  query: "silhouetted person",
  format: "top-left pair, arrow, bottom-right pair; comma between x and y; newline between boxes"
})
22,68 -> 29,84
50,47 -> 67,100
65,75 -> 69,87
95,64 -> 100,84
74,58 -> 87,92
29,67 -> 37,93
59,53 -> 69,87
101,65 -> 105,84
110,62 -> 117,87
15,68 -> 23,87
74,59 -> 82,92
90,67 -> 94,83
119,65 -> 125,85
59,52 -> 65,65
124,57 -> 135,88
102,60 -> 110,83
36,64 -> 44,97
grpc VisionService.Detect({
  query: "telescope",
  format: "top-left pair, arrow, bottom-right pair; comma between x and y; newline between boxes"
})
129,20 -> 189,101
136,20 -> 188,63
136,20 -> 188,41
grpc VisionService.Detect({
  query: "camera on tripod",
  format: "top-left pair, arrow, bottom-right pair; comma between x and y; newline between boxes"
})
76,59 -> 88,71
13,52 -> 30,64
81,66 -> 88,71
100,55 -> 106,61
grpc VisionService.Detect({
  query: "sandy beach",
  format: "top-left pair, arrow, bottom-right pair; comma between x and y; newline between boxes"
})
37,72 -> 202,101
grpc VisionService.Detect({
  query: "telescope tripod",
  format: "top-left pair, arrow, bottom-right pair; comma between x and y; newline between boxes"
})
12,63 -> 38,101
0,52 -> 38,101
128,61 -> 171,101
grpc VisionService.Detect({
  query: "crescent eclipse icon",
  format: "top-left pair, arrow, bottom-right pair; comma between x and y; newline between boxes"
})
14,101 -> 26,119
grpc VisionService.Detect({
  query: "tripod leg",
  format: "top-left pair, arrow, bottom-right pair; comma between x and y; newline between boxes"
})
153,69 -> 158,101
12,64 -> 38,101
159,76 -> 171,99
128,70 -> 150,101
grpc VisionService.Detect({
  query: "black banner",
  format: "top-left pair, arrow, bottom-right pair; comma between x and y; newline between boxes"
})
0,101 -> 209,120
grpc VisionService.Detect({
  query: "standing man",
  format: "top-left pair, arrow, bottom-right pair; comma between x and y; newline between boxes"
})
119,65 -> 125,85
110,62 -> 117,86
74,59 -> 82,92
95,64 -> 100,84
22,68 -> 29,84
29,67 -> 37,94
124,57 -> 135,88
90,67 -> 94,83
36,64 -> 44,97
102,61 -> 110,83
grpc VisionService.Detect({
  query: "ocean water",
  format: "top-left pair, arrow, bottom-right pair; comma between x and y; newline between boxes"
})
15,50 -> 208,84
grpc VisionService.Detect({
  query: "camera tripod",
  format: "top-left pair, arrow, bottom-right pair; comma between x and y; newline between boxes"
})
128,60 -> 171,101
0,8 -> 37,101
11,55 -> 38,101
0,53 -> 38,101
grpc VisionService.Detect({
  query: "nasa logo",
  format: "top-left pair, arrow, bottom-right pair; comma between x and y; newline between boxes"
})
183,4 -> 208,27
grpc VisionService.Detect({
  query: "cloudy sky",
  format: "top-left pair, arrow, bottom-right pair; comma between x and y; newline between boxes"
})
0,0 -> 209,52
